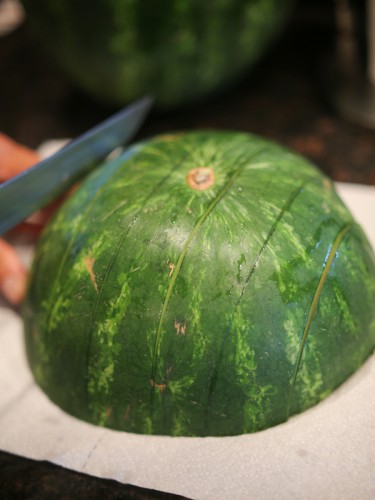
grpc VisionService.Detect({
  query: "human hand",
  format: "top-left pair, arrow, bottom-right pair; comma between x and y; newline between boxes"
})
0,133 -> 41,305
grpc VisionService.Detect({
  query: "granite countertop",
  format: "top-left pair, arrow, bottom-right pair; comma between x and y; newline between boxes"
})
0,1 -> 374,498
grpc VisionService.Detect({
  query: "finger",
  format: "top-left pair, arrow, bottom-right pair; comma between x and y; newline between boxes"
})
0,239 -> 27,305
0,133 -> 40,181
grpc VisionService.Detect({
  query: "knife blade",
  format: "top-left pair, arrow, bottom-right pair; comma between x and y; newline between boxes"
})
0,96 -> 153,236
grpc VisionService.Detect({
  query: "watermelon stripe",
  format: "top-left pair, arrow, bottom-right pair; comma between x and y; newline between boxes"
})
205,184 -> 304,418
45,202 -> 97,333
149,152 -> 263,403
85,153 -> 190,401
44,165 -> 123,335
287,222 -> 352,412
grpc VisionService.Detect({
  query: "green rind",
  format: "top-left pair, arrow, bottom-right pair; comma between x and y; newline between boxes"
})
23,131 -> 375,436
21,0 -> 294,107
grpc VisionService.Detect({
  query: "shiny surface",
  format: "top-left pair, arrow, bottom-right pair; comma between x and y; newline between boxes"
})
24,132 -> 375,436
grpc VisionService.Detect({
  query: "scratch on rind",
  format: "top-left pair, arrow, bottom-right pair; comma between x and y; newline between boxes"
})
287,222 -> 352,414
84,255 -> 98,292
174,319 -> 187,335
150,379 -> 167,392
168,262 -> 176,277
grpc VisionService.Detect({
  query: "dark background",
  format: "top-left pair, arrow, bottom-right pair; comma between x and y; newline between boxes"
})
0,0 -> 374,498
1,0 -> 374,185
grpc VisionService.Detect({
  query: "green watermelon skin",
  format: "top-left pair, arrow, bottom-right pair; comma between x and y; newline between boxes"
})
23,131 -> 375,436
21,0 -> 294,108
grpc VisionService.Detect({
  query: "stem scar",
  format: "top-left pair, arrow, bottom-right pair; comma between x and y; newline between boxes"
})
187,167 -> 215,190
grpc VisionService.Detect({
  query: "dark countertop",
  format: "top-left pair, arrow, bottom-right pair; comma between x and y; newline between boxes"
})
1,1 -> 374,498
0,450 -> 187,500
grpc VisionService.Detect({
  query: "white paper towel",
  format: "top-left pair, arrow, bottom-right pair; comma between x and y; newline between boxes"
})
0,182 -> 374,500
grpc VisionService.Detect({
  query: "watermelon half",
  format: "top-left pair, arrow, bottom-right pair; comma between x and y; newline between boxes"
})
23,131 -> 375,436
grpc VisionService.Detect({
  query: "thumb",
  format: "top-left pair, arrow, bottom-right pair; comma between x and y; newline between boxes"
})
0,239 -> 27,305
0,133 -> 40,181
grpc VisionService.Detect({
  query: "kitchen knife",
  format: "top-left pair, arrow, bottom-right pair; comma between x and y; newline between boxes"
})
0,96 -> 153,235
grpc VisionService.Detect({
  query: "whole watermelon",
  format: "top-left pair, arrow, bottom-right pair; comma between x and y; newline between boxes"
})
21,0 -> 294,108
23,131 -> 375,436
